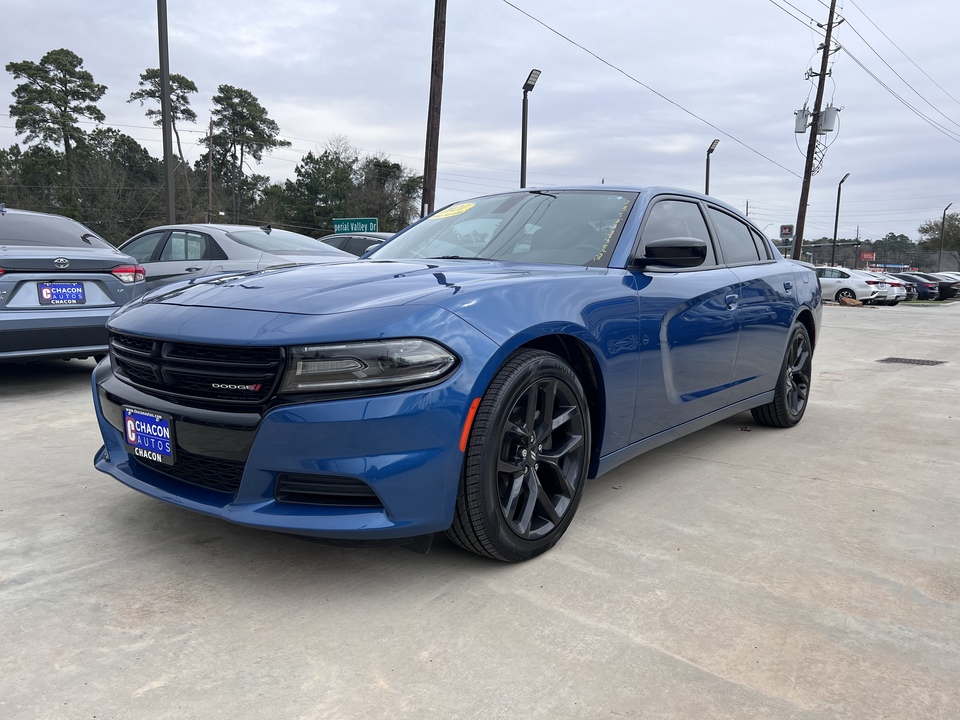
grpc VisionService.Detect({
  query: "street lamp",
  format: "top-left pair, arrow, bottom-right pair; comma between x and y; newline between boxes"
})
520,69 -> 541,189
830,172 -> 850,266
937,202 -> 953,272
705,139 -> 719,195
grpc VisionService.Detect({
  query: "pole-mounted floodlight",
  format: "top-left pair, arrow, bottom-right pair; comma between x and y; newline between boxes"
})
520,69 -> 541,188
830,172 -> 851,266
523,69 -> 541,93
938,202 -> 953,272
705,139 -> 719,195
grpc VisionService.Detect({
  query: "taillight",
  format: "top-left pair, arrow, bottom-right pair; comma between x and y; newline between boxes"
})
112,265 -> 145,283
865,280 -> 880,285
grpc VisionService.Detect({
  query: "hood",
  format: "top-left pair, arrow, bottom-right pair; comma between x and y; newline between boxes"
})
141,259 -> 584,315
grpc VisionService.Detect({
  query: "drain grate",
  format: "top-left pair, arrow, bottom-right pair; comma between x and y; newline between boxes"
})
878,357 -> 946,366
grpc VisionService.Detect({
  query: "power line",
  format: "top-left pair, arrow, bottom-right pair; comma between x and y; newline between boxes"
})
847,0 -> 960,108
499,0 -> 800,178
840,46 -> 960,142
841,17 -> 960,132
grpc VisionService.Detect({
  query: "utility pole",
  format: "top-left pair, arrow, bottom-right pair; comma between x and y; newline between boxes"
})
157,0 -> 176,223
205,118 -> 213,223
421,0 -> 446,217
854,225 -> 860,268
792,0 -> 841,260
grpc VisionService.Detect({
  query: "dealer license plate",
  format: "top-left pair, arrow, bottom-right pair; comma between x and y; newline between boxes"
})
38,281 -> 86,305
123,407 -> 175,465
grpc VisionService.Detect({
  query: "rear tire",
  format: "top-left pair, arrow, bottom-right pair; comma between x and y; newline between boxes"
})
752,323 -> 812,428
447,350 -> 590,562
835,288 -> 856,302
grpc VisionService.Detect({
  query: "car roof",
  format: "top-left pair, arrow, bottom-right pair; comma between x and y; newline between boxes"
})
131,223 -> 289,233
436,185 -> 760,234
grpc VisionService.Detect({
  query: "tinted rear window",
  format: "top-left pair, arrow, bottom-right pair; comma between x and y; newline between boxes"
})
0,212 -> 111,248
228,228 -> 351,256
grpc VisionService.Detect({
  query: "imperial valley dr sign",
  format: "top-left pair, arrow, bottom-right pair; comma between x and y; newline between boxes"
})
333,218 -> 379,233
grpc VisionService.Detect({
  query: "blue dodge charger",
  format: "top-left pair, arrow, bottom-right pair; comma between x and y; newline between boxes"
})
92,187 -> 821,562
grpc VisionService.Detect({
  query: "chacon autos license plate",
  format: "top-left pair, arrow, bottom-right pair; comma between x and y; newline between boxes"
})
37,281 -> 86,305
123,407 -> 175,465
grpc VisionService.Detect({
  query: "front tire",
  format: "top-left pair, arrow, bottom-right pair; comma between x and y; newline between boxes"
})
752,323 -> 812,428
447,350 -> 590,562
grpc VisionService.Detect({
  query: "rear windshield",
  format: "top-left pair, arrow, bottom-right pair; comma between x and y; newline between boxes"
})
0,212 -> 111,248
227,228 -> 351,256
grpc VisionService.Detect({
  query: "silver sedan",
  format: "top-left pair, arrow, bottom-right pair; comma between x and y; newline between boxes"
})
119,223 -> 353,289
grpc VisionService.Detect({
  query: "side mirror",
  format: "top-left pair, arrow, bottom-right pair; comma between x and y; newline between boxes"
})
633,237 -> 708,269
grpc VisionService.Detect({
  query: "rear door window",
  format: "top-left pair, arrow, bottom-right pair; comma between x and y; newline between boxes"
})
159,231 -> 214,261
708,208 -> 762,265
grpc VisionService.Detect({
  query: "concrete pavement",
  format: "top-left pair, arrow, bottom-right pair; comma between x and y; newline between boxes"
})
1,302 -> 958,719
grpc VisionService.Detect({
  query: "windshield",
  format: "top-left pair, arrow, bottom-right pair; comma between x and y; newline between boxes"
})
370,190 -> 638,267
227,228 -> 351,256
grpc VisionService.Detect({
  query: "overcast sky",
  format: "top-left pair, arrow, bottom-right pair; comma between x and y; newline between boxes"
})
3,0 -> 960,242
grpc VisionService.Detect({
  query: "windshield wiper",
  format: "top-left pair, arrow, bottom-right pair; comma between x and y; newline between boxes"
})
427,255 -> 497,260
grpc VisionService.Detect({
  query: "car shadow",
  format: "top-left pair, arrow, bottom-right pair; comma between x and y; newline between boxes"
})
0,357 -> 97,397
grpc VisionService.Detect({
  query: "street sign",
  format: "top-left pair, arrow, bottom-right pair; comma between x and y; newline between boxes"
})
333,218 -> 378,233
779,224 -> 795,238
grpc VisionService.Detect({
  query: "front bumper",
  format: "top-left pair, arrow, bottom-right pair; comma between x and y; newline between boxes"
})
92,357 -> 480,540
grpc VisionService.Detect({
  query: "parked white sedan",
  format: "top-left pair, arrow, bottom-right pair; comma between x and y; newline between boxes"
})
814,267 -> 887,303
868,272 -> 908,305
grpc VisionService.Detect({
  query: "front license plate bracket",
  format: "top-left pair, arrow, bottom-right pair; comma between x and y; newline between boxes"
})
122,406 -> 175,465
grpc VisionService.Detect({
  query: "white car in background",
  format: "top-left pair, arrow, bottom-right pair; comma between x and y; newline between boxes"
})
865,271 -> 908,305
814,266 -> 888,304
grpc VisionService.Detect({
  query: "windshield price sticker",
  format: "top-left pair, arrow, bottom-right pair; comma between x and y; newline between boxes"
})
38,282 -> 86,305
431,202 -> 475,219
123,407 -> 175,465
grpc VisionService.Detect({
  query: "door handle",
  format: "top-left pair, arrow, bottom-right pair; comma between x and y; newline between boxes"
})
184,266 -> 204,272
725,293 -> 739,310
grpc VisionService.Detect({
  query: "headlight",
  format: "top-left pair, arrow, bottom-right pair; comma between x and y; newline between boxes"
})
280,339 -> 458,393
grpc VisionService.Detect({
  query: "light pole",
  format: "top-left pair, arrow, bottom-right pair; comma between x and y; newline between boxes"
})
830,172 -> 850,266
705,139 -> 719,195
937,202 -> 953,272
520,69 -> 540,189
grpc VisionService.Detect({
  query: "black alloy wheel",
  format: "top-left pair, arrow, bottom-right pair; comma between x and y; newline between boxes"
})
448,350 -> 590,562
752,323 -> 812,428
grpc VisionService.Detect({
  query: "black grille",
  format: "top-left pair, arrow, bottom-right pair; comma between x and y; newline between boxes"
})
110,332 -> 284,407
275,473 -> 383,507
136,446 -> 245,494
